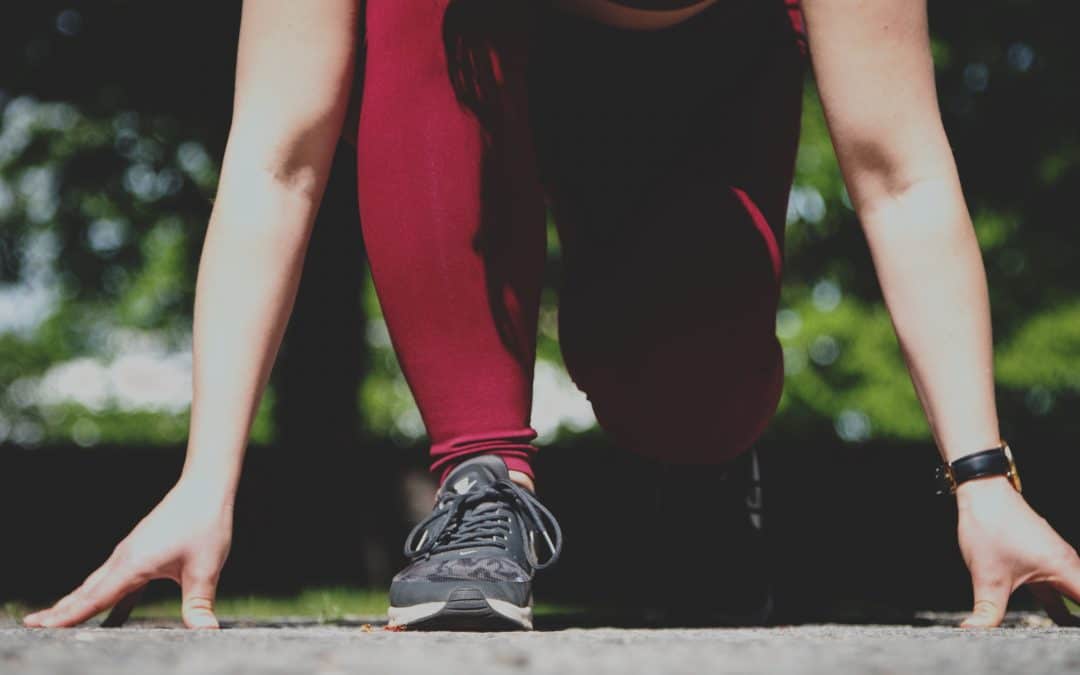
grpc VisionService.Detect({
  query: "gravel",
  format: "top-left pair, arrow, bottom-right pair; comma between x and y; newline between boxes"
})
3,614 -> 1080,675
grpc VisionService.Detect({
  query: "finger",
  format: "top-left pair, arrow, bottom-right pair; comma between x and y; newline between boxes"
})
77,558 -> 114,593
24,553 -> 123,627
961,580 -> 1010,628
37,568 -> 146,628
22,607 -> 53,627
23,561 -> 108,622
48,584 -> 94,614
1029,582 -> 1080,627
23,585 -> 90,627
181,573 -> 220,630
100,586 -> 147,628
23,596 -> 73,627
23,596 -> 75,626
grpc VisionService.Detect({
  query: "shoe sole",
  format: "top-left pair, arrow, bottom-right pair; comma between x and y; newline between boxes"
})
388,587 -> 533,631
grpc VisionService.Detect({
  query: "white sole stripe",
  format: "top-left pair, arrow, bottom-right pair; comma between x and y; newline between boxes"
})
387,598 -> 533,630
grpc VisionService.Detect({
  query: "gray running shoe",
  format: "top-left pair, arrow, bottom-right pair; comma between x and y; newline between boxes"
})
388,455 -> 563,630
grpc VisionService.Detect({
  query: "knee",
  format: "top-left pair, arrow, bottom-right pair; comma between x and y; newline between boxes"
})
574,333 -> 784,465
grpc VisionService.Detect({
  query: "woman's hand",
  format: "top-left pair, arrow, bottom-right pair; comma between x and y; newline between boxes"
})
957,476 -> 1080,627
23,481 -> 233,629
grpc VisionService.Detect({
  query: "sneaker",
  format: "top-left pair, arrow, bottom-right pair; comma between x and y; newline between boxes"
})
388,455 -> 563,630
649,449 -> 773,624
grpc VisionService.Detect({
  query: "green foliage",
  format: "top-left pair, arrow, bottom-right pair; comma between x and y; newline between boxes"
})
997,301 -> 1080,392
357,269 -> 425,444
0,97 -> 274,446
2,3 -> 1078,450
773,291 -> 927,443
769,86 -> 928,444
770,62 -> 1080,445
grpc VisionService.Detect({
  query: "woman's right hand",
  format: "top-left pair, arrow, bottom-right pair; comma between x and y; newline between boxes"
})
23,480 -> 233,629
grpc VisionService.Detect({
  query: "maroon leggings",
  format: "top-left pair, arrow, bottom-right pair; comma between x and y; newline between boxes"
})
356,0 -> 806,480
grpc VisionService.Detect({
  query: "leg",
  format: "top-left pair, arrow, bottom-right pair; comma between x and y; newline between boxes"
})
557,184 -> 786,464
531,0 -> 806,463
525,1 -> 803,618
357,0 -> 546,479
358,0 -> 563,631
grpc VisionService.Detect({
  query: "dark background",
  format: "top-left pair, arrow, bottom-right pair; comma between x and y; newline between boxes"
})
1,1 -> 1078,620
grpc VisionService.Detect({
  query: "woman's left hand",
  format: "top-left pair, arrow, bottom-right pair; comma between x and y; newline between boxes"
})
957,476 -> 1080,627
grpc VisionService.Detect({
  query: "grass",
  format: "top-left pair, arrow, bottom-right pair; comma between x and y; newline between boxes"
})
4,588 -> 584,624
1,588 -> 388,624
133,587 -> 391,621
3,602 -> 27,622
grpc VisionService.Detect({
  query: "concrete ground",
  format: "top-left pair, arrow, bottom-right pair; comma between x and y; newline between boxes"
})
3,613 -> 1080,674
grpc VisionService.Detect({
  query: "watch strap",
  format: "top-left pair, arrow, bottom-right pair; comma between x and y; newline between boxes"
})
936,444 -> 1021,495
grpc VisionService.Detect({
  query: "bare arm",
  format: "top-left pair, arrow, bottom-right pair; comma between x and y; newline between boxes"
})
24,0 -> 359,629
803,0 -> 995,463
183,0 -> 358,492
803,0 -> 1080,628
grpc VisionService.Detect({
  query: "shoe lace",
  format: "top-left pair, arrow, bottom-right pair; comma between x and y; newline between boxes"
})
403,479 -> 563,569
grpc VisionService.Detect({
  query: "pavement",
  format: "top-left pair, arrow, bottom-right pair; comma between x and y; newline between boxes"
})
3,613 -> 1080,674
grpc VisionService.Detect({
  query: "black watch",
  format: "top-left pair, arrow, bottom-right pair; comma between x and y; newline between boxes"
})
935,442 -> 1022,496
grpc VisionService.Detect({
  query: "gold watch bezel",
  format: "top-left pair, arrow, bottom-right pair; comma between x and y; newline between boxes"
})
1002,442 -> 1022,494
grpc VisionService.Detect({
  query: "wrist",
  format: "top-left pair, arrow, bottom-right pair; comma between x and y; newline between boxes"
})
940,431 -> 1002,464
955,474 -> 1017,509
179,444 -> 244,500
176,468 -> 239,510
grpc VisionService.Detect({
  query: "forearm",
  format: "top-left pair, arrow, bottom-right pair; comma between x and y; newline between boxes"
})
861,177 -> 999,462
803,0 -> 1002,461
179,147 -> 325,497
175,0 -> 356,498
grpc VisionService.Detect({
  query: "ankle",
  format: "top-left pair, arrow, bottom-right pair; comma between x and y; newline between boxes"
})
508,470 -> 535,493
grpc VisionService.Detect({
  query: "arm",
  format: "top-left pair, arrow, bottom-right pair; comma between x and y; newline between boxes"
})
803,0 -> 1080,627
24,0 -> 359,629
184,0 -> 358,497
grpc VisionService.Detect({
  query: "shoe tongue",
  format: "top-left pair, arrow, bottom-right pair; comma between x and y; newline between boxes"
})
440,455 -> 509,497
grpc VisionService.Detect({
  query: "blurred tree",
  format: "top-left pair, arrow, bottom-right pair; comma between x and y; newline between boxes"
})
771,2 -> 1080,446
1,1 -> 1077,451
0,2 -> 367,450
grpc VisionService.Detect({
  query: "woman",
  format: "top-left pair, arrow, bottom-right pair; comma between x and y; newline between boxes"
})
360,0 -> 1080,630
24,0 -> 1080,631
